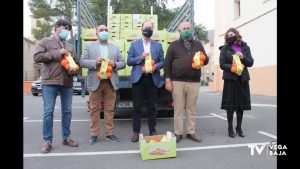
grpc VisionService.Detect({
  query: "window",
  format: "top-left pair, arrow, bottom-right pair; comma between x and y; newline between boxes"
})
234,0 -> 241,19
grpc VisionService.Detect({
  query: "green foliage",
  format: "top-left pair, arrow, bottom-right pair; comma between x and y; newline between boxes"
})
194,24 -> 208,44
28,0 -> 76,40
90,0 -> 177,30
31,20 -> 53,40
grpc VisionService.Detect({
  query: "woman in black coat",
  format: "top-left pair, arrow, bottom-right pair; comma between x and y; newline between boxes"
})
219,28 -> 254,138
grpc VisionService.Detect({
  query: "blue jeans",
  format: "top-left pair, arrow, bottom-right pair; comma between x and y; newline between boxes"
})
42,85 -> 73,141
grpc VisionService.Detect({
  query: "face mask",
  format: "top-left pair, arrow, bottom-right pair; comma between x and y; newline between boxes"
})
227,36 -> 237,45
59,29 -> 69,40
142,29 -> 153,38
98,31 -> 109,40
180,30 -> 193,39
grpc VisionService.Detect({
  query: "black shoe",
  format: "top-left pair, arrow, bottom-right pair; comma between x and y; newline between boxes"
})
228,128 -> 236,138
106,135 -> 120,142
236,128 -> 245,137
89,136 -> 98,145
131,133 -> 139,142
186,134 -> 202,142
150,131 -> 157,136
175,134 -> 183,143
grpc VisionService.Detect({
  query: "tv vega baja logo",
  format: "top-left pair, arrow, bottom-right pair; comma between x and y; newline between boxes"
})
248,141 -> 287,156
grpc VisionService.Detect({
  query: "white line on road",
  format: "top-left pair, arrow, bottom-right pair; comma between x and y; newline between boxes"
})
56,106 -> 87,109
258,131 -> 277,139
72,101 -> 87,103
24,115 -> 216,123
204,92 -> 222,95
24,141 -> 270,158
23,117 -> 29,120
210,113 -> 227,120
251,103 -> 276,108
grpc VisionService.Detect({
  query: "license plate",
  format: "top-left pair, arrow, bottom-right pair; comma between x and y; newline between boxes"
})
117,101 -> 133,108
37,87 -> 41,90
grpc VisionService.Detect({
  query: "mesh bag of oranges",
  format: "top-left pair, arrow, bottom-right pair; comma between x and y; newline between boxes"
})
192,51 -> 206,69
141,54 -> 155,74
231,54 -> 245,75
60,52 -> 80,73
96,59 -> 113,79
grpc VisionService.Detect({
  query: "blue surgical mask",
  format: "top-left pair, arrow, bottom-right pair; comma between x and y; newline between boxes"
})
98,31 -> 109,40
59,29 -> 69,40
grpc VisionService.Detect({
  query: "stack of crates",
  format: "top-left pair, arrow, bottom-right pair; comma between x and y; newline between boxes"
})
145,15 -> 158,30
120,14 -> 133,31
109,14 -> 121,40
132,14 -> 146,30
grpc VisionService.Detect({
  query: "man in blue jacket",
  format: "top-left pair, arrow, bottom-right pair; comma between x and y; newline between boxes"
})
127,21 -> 164,142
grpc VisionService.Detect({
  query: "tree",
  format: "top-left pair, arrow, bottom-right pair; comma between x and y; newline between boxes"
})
194,24 -> 208,44
90,0 -> 177,30
29,0 -> 76,40
90,0 -> 108,25
31,20 -> 53,40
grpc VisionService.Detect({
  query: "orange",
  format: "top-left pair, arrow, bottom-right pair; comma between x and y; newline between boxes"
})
96,72 -> 100,78
65,64 -> 70,71
106,72 -> 112,78
142,66 -> 146,73
192,63 -> 197,69
152,65 -> 156,72
151,59 -> 155,65
107,66 -> 113,72
61,59 -> 68,66
200,61 -> 204,66
200,53 -> 206,61
231,65 -> 237,73
75,64 -> 80,71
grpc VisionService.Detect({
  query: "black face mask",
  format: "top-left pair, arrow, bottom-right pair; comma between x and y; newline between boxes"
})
142,29 -> 153,38
227,36 -> 237,45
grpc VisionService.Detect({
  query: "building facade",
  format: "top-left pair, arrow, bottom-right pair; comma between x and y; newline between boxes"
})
24,37 -> 41,81
209,0 -> 277,96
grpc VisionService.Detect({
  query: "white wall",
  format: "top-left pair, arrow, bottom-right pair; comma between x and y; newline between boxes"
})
214,0 -> 277,67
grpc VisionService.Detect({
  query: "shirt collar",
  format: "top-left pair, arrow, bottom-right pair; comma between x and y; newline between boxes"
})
142,37 -> 151,45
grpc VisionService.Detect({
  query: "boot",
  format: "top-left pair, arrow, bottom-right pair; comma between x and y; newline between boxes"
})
236,110 -> 245,137
226,111 -> 235,138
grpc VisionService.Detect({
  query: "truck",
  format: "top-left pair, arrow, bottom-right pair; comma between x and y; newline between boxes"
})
79,14 -> 179,117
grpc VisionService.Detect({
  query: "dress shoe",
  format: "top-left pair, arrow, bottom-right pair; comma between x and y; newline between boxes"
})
228,128 -> 236,138
236,128 -> 245,137
131,133 -> 139,142
186,133 -> 202,142
62,137 -> 79,147
175,134 -> 183,143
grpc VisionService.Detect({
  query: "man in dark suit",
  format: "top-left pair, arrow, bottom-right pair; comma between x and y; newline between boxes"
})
127,21 -> 164,142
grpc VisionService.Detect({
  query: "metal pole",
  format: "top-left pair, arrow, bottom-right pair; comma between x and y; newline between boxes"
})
107,0 -> 111,27
151,6 -> 153,15
190,0 -> 195,37
77,0 -> 81,57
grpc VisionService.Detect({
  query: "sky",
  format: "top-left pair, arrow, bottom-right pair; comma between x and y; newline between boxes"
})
23,0 -> 215,38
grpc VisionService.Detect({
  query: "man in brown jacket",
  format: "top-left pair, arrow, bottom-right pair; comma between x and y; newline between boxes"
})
164,21 -> 209,143
34,19 -> 79,153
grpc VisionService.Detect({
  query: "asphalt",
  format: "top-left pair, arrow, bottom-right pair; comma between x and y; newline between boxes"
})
24,86 -> 277,169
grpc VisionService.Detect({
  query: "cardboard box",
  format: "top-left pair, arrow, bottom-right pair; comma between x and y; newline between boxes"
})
81,28 -> 97,40
120,14 -> 133,21
139,132 -> 176,160
133,14 -> 146,22
109,14 -> 121,21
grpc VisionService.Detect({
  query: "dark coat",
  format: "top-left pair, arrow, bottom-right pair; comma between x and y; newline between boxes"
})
219,42 -> 254,81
